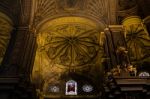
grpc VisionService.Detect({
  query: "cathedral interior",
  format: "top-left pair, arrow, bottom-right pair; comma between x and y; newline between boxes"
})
0,0 -> 150,99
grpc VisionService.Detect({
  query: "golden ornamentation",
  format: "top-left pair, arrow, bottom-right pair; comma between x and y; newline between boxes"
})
0,12 -> 13,65
40,24 -> 99,67
32,17 -> 104,90
35,17 -> 101,70
122,16 -> 150,61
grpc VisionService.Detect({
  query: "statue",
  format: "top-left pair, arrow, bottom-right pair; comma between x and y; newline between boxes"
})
127,65 -> 137,76
116,46 -> 130,69
113,46 -> 137,77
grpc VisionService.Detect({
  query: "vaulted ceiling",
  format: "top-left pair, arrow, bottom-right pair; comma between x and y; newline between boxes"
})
0,0 -> 150,26
138,0 -> 150,17
0,0 -> 20,25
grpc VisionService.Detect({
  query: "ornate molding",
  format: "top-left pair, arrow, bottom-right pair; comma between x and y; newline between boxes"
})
32,0 -> 117,27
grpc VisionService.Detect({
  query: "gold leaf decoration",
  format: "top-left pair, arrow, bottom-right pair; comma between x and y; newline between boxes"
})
40,24 -> 99,67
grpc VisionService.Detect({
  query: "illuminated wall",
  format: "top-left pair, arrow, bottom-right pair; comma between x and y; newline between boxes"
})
32,17 -> 105,96
30,0 -> 117,97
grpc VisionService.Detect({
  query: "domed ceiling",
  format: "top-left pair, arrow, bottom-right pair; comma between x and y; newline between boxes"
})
31,0 -> 117,27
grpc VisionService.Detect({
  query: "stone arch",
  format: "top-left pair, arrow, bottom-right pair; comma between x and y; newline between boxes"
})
31,16 -> 105,96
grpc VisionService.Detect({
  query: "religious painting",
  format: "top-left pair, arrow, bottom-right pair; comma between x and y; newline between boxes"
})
65,80 -> 77,95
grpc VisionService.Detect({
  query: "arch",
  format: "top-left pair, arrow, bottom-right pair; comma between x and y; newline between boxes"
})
38,17 -> 104,31
0,12 -> 13,65
31,16 -> 105,95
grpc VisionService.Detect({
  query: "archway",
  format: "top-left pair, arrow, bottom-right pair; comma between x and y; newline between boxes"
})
32,16 -> 105,98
